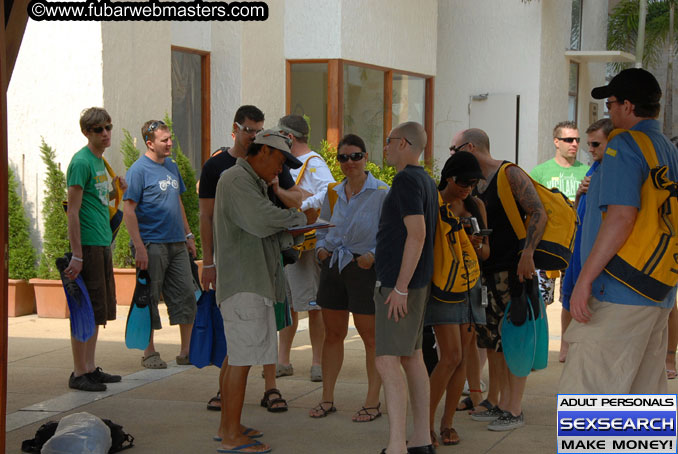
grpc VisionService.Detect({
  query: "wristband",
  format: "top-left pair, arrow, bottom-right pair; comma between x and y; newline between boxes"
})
71,256 -> 83,262
393,287 -> 408,296
203,264 -> 216,269
186,232 -> 195,240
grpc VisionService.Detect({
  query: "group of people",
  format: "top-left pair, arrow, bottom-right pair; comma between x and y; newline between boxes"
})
60,67 -> 678,454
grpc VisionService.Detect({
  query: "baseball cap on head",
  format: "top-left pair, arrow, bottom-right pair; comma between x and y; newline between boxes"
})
438,151 -> 485,191
591,68 -> 661,105
253,129 -> 303,169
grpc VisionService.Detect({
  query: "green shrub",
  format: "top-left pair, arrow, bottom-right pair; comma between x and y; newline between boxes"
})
112,129 -> 139,268
36,139 -> 69,280
8,167 -> 37,280
163,114 -> 201,258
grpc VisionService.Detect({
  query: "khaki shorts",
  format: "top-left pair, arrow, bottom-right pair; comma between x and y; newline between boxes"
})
286,251 -> 321,312
559,297 -> 671,394
220,292 -> 278,367
81,245 -> 116,325
144,242 -> 197,329
374,285 -> 429,357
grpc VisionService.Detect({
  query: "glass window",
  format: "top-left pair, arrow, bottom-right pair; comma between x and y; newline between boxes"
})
392,74 -> 426,127
343,65 -> 385,165
568,61 -> 579,122
290,63 -> 328,153
569,0 -> 582,51
171,50 -> 202,171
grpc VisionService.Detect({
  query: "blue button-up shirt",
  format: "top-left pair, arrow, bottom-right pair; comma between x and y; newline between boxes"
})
315,172 -> 389,272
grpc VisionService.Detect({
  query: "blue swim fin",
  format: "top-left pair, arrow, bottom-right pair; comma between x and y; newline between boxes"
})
532,292 -> 549,371
209,291 -> 227,367
125,270 -> 152,350
56,254 -> 95,342
189,290 -> 213,368
501,279 -> 539,378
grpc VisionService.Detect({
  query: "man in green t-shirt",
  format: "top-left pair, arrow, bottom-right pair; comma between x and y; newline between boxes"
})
63,107 -> 127,392
530,121 -> 590,308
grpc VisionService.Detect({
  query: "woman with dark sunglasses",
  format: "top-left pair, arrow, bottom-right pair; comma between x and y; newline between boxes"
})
427,151 -> 490,446
309,134 -> 389,422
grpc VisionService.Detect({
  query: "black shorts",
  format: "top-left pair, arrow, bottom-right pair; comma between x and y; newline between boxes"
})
81,245 -> 117,325
316,258 -> 376,315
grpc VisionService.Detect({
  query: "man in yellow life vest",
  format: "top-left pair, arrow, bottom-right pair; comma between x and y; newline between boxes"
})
562,68 -> 678,394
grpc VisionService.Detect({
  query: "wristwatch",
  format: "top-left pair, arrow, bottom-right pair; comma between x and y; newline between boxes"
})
186,232 -> 195,240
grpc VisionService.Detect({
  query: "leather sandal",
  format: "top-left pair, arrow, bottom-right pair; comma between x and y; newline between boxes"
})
352,403 -> 381,422
440,427 -> 460,445
309,401 -> 336,418
260,388 -> 288,413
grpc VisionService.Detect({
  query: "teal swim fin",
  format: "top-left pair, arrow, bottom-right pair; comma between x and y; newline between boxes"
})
532,293 -> 549,371
501,279 -> 539,378
125,270 -> 152,350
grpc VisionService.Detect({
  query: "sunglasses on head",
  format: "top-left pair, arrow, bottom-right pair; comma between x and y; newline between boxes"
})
452,176 -> 478,188
558,137 -> 581,144
337,152 -> 365,163
386,136 -> 412,145
144,120 -> 166,141
89,124 -> 113,134
449,142 -> 469,153
235,122 -> 264,135
588,141 -> 602,148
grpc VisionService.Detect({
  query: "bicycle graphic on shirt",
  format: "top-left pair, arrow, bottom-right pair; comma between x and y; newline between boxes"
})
158,175 -> 179,192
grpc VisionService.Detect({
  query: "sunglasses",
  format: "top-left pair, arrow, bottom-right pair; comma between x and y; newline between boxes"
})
452,176 -> 478,188
89,124 -> 113,134
235,122 -> 264,135
337,152 -> 365,163
605,99 -> 623,109
386,136 -> 412,145
558,137 -> 581,144
449,142 -> 469,153
588,141 -> 602,148
144,120 -> 166,142
261,132 -> 293,148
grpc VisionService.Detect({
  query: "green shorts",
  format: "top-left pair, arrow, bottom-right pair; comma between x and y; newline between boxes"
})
374,285 -> 429,357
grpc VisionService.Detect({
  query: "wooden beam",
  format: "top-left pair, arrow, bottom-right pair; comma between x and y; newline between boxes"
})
383,70 -> 392,163
326,59 -> 342,147
201,52 -> 210,164
424,77 -> 434,167
285,60 -> 291,114
1,0 -> 12,451
4,0 -> 29,86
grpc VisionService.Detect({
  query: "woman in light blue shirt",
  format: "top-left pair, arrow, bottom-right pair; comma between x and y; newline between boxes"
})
309,134 -> 389,422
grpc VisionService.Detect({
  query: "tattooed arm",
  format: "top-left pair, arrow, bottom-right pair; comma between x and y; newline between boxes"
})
506,166 -> 547,282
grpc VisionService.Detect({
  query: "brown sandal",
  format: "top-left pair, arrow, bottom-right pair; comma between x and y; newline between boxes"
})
310,401 -> 336,418
440,427 -> 460,445
430,430 -> 439,448
260,388 -> 288,413
352,403 -> 381,422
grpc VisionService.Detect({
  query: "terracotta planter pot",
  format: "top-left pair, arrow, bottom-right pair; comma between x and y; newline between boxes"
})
7,279 -> 36,317
30,278 -> 69,318
114,268 -> 136,306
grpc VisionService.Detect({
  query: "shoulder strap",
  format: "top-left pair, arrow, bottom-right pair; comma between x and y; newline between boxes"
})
294,155 -> 322,185
496,162 -> 527,239
103,158 -> 122,210
608,128 -> 659,169
327,181 -> 341,214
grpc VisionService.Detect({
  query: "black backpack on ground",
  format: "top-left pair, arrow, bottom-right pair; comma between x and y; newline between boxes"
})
21,418 -> 134,453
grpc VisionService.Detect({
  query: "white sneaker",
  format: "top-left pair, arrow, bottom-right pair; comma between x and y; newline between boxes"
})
462,379 -> 487,396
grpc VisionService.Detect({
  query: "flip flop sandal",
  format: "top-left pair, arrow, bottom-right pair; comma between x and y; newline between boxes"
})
207,391 -> 221,411
310,401 -> 336,418
216,440 -> 271,453
667,369 -> 677,380
352,403 -> 381,422
440,427 -> 460,446
456,396 -> 474,411
260,388 -> 288,413
141,352 -> 167,369
469,398 -> 493,414
213,428 -> 263,442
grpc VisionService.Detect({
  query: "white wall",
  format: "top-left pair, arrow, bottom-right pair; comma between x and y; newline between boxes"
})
101,22 -> 171,175
434,0 -> 543,171
7,20 -> 104,245
285,0 -> 342,59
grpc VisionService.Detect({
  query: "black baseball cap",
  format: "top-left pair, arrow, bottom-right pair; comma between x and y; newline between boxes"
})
438,151 -> 485,191
591,68 -> 661,105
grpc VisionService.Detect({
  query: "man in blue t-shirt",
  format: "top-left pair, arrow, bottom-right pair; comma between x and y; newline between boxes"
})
561,68 -> 678,394
374,121 -> 438,454
124,120 -> 197,369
